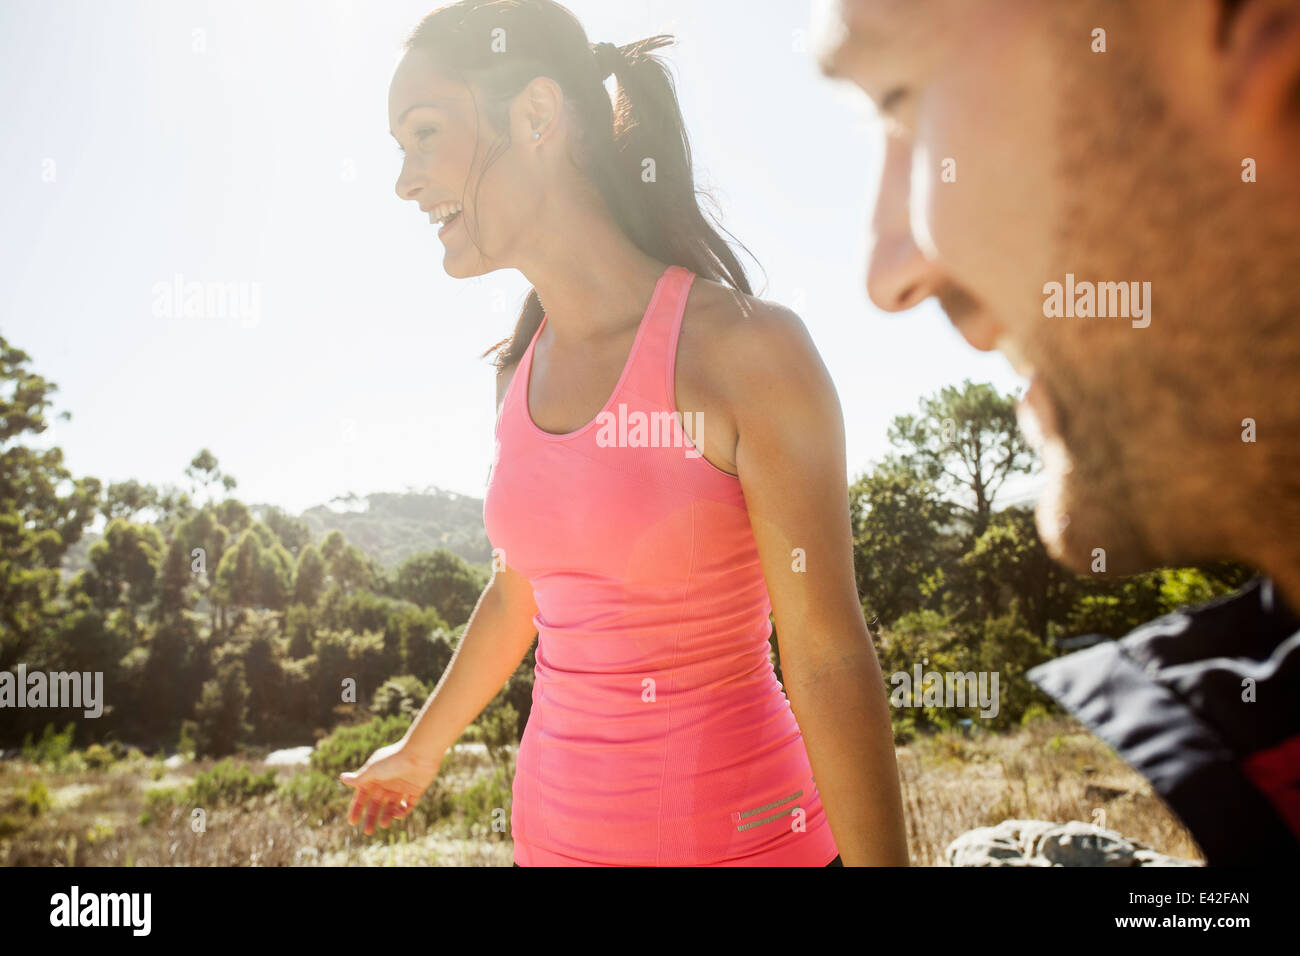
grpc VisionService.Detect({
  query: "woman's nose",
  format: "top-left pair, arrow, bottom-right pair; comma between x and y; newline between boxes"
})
395,162 -> 421,203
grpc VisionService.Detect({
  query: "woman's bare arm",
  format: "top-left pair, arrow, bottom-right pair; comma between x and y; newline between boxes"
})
727,301 -> 909,866
401,559 -> 539,766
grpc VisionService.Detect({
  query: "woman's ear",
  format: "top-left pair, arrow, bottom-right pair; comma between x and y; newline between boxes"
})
514,75 -> 565,145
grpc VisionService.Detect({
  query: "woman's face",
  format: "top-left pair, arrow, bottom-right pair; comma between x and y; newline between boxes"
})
389,47 -> 542,277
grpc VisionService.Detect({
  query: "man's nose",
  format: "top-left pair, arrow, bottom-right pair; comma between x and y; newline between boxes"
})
864,140 -> 943,313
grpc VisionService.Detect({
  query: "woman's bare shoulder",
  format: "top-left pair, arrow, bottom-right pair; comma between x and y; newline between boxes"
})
681,276 -> 829,402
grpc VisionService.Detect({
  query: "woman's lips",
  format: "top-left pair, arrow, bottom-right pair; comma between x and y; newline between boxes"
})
437,210 -> 462,238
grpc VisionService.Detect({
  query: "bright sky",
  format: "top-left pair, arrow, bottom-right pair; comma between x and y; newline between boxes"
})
1,0 -> 1029,517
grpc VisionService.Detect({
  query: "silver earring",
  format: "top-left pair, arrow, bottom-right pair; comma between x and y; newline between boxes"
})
532,131 -> 540,140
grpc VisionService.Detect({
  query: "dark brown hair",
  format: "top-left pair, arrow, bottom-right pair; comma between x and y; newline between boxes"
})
403,0 -> 759,371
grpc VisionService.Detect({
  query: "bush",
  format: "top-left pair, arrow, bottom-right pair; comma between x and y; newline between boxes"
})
279,769 -> 348,822
177,720 -> 198,758
138,787 -> 181,826
448,766 -> 513,838
1020,702 -> 1053,727
186,759 -> 278,807
370,676 -> 430,720
21,722 -> 77,768
193,660 -> 252,758
0,781 -> 51,837
309,715 -> 411,779
83,744 -> 118,771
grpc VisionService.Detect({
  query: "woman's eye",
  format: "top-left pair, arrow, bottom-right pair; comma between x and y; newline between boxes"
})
395,127 -> 437,155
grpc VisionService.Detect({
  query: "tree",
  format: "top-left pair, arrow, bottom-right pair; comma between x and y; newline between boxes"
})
0,337 -> 101,657
293,543 -> 326,607
194,656 -> 253,758
185,449 -> 236,506
81,519 -> 164,621
887,380 -> 1035,536
392,549 -> 484,627
849,461 -> 953,626
959,506 -> 1074,638
100,479 -> 157,523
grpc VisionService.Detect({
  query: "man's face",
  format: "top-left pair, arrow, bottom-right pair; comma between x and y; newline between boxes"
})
815,0 -> 1300,577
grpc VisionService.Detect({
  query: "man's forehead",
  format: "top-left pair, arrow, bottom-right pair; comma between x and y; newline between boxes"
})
813,0 -> 942,78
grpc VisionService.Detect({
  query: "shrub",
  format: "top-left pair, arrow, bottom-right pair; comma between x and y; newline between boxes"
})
1020,702 -> 1053,727
21,722 -> 77,768
309,715 -> 411,779
370,675 -> 430,720
186,759 -> 278,807
0,781 -> 50,837
449,766 -> 513,838
177,720 -> 198,758
279,769 -> 348,822
83,744 -> 118,770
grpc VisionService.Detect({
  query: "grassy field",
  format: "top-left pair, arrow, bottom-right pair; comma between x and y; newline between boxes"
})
0,713 -> 1200,866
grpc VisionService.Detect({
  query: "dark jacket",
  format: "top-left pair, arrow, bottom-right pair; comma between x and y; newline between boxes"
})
1027,577 -> 1300,865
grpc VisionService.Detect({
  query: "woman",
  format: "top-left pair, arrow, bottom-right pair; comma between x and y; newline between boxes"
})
340,0 -> 907,866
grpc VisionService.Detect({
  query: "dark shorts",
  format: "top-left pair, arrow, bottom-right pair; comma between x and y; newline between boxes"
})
514,854 -> 843,866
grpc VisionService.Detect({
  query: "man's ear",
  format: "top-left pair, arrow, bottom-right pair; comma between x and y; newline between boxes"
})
1218,0 -> 1300,132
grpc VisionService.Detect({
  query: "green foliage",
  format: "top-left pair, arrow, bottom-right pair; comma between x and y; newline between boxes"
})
478,700 -> 520,770
83,743 -> 119,770
0,781 -> 52,837
278,769 -> 348,822
1020,702 -> 1053,726
886,379 -> 1034,535
309,714 -> 411,779
139,786 -> 181,826
370,675 -> 431,719
21,721 -> 77,768
23,780 -> 52,815
193,658 -> 252,758
177,720 -> 198,758
851,463 -> 953,625
449,765 -> 513,837
850,379 -> 1255,743
391,549 -> 485,628
186,758 -> 278,807
0,338 -> 102,656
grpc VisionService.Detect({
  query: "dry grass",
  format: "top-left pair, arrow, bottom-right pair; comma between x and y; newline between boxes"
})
897,714 -> 1203,865
0,715 -> 1202,866
0,748 -> 513,867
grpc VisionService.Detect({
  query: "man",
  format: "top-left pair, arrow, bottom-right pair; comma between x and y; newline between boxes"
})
812,0 -> 1300,864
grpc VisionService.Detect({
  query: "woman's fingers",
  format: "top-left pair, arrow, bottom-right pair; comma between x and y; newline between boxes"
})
362,796 -> 384,835
347,784 -> 370,826
340,771 -> 420,832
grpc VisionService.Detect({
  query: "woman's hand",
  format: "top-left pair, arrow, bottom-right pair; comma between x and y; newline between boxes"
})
338,739 -> 442,835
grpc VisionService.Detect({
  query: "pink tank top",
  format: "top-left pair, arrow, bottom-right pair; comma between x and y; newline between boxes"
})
483,264 -> 839,866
